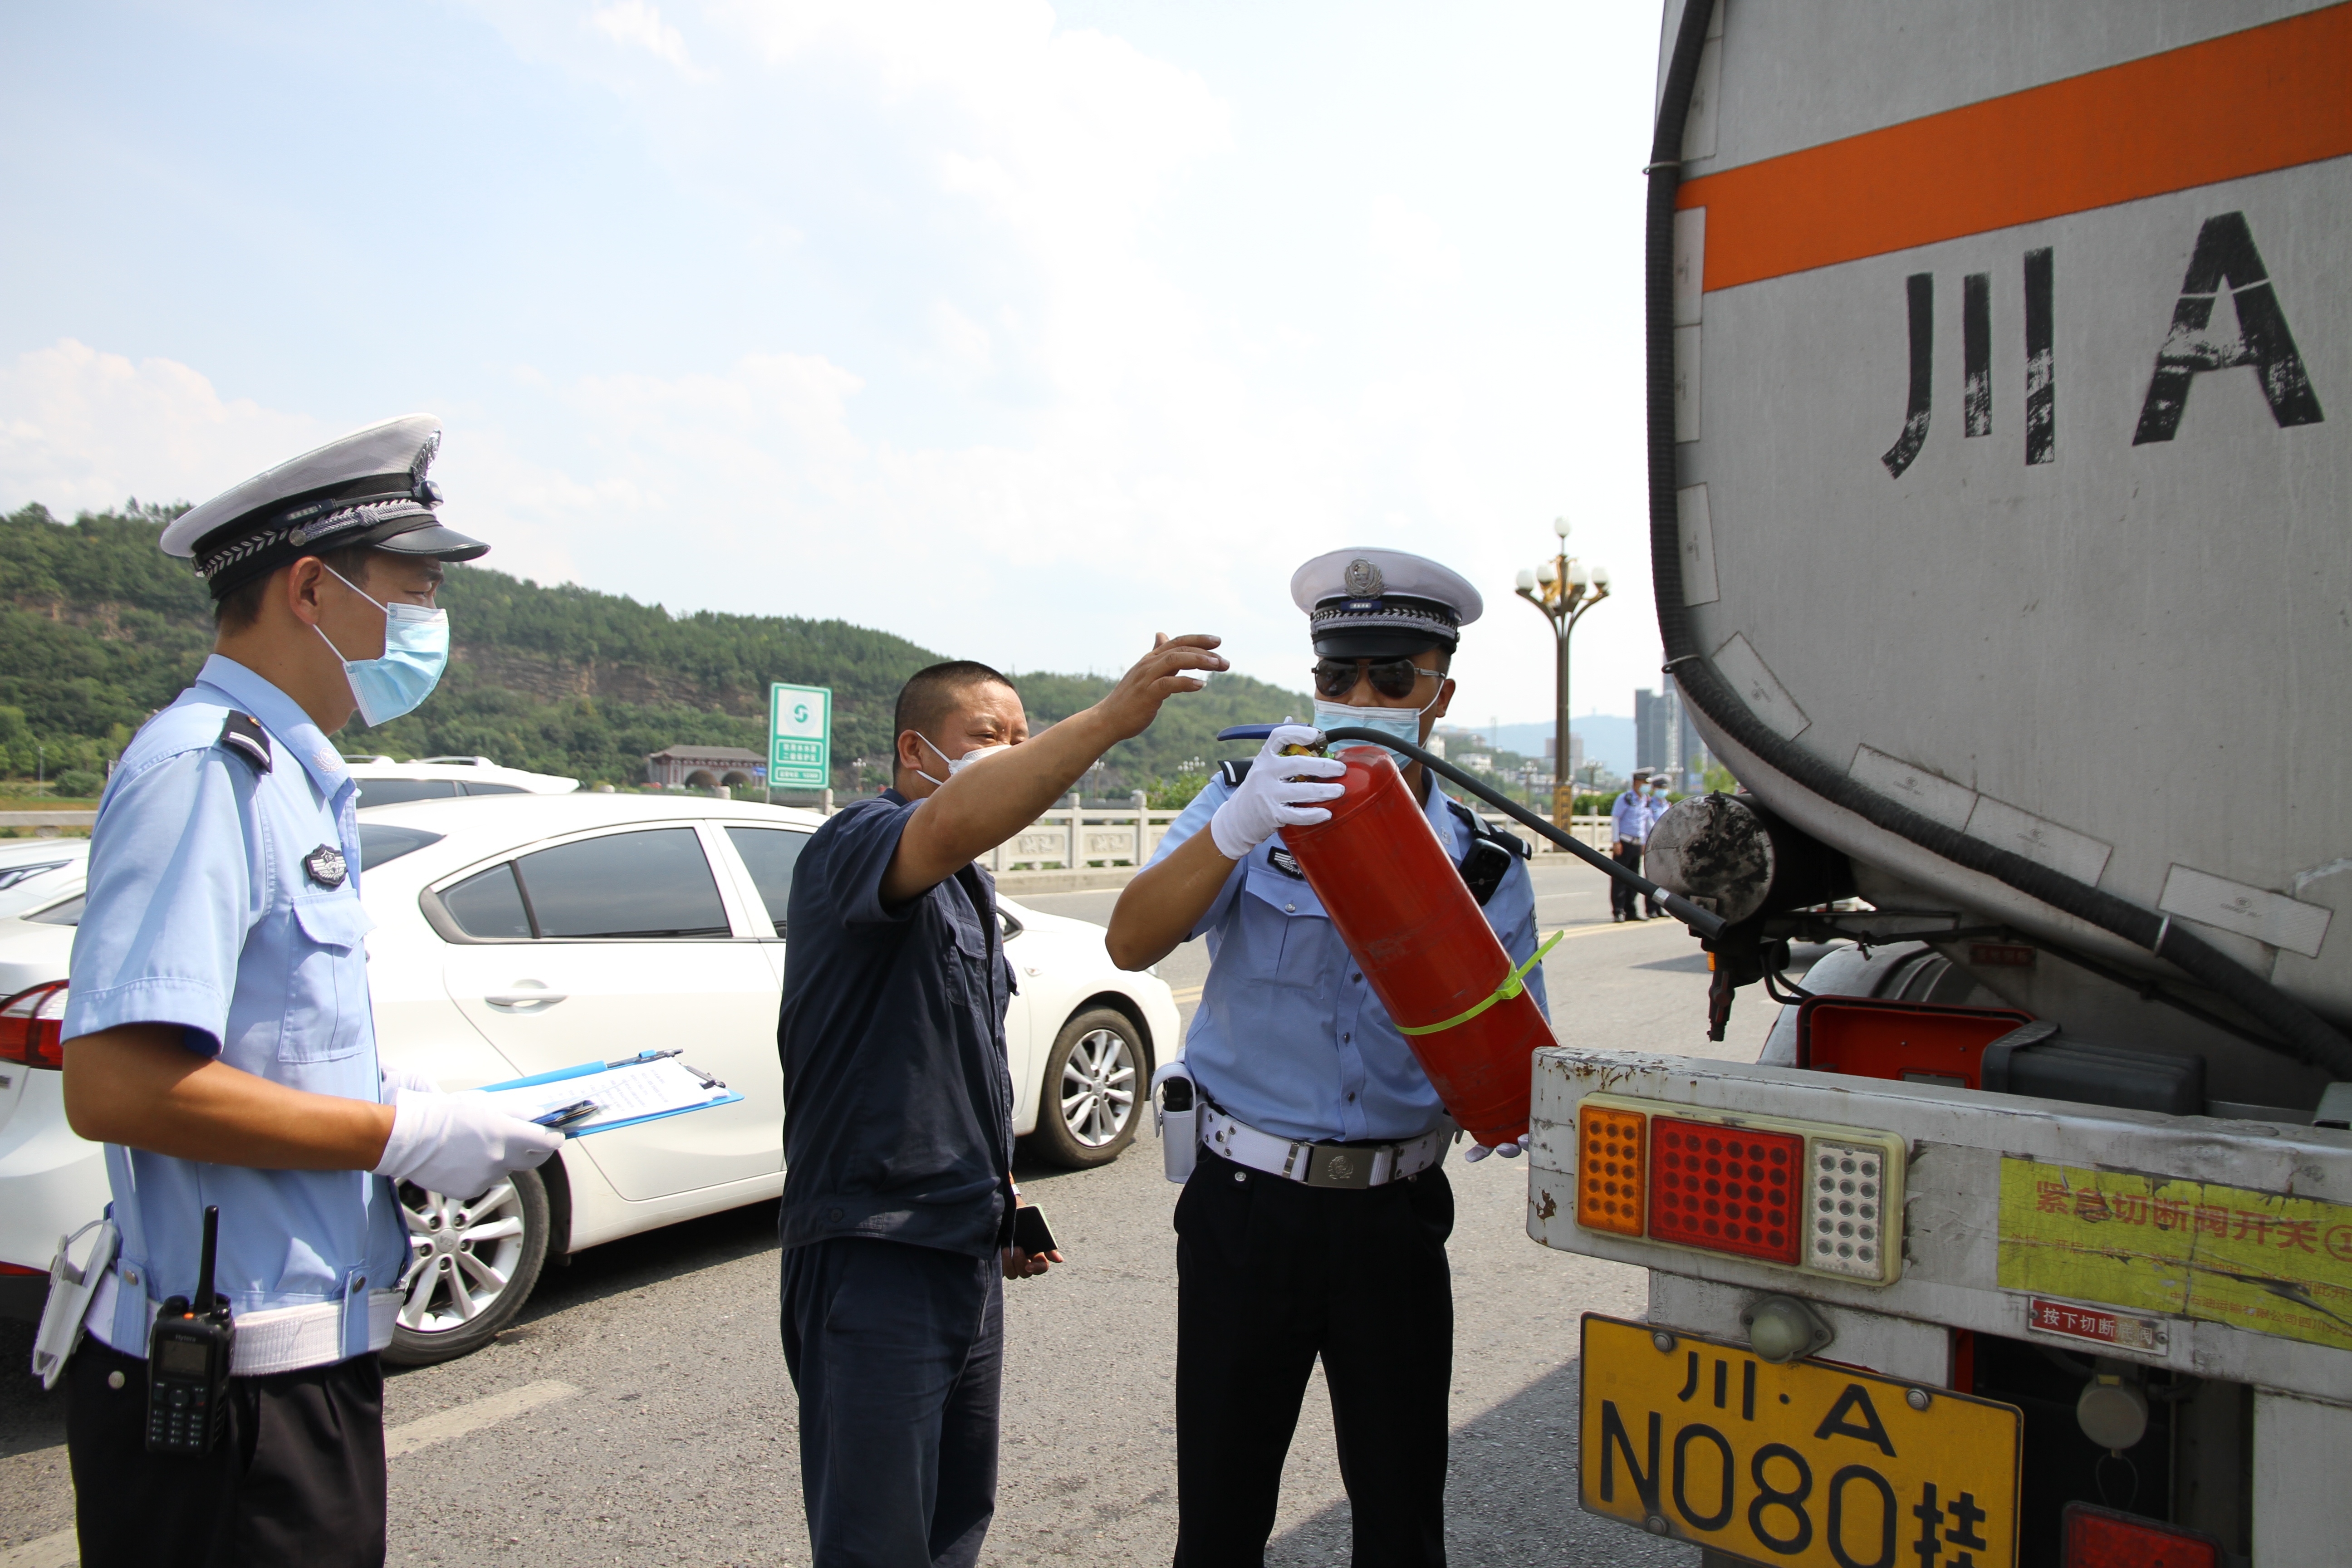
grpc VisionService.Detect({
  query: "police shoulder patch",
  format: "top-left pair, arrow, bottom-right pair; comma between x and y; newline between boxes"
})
218,712 -> 272,774
303,843 -> 348,889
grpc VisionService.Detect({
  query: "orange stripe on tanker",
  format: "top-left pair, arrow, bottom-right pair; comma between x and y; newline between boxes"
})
1280,745 -> 1553,1147
1678,3 -> 2352,293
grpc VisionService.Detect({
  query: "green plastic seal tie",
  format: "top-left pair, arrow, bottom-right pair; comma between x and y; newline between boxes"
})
1396,927 -> 1565,1037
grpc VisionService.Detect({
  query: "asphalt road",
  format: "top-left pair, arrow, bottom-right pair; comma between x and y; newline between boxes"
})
1,858 -> 1797,1567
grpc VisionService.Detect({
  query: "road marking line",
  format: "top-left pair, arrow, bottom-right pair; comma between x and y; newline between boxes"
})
0,1530 -> 76,1568
1168,985 -> 1203,1003
384,1378 -> 581,1459
0,1379 -> 585,1567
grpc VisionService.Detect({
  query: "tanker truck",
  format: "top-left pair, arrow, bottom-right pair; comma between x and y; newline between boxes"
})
1527,4 -> 2352,1563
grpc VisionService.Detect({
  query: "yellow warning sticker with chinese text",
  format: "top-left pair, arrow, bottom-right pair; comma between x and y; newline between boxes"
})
1998,1157 -> 2352,1351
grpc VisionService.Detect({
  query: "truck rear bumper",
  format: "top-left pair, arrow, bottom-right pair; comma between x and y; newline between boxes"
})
1529,1046 -> 2352,1405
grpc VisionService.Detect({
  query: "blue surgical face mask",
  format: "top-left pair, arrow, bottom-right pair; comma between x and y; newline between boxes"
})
1312,684 -> 1444,761
316,567 -> 450,727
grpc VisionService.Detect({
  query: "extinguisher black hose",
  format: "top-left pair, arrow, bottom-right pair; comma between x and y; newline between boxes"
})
1318,726 -> 1728,940
1640,0 -> 2352,1078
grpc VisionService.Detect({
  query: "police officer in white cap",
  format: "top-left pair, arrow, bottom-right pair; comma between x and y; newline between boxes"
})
51,415 -> 561,1567
1107,548 -> 1548,1566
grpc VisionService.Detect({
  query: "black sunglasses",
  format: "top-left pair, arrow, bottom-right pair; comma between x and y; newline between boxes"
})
1312,658 -> 1440,701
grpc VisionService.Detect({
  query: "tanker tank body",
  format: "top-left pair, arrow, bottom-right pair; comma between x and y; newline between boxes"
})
1651,0 -> 2352,1110
1528,5 -> 2352,1563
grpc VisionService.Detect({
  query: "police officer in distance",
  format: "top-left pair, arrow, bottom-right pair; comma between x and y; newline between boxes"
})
57,416 -> 562,1568
1106,549 -> 1548,1566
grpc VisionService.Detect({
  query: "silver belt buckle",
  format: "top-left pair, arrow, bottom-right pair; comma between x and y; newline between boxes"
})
1298,1141 -> 1380,1190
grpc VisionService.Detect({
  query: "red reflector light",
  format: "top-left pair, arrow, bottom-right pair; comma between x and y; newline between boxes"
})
1647,1117 -> 1802,1264
0,981 -> 69,1069
2062,1502 -> 2221,1567
0,1261 -> 43,1275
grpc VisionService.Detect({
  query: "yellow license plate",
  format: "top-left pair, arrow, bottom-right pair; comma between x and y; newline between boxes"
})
1579,1314 -> 2021,1568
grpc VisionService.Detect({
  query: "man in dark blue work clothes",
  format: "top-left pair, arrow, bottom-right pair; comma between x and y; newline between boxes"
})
776,635 -> 1223,1568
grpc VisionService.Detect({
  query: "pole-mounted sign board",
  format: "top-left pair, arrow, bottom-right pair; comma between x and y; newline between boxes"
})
769,683 -> 832,791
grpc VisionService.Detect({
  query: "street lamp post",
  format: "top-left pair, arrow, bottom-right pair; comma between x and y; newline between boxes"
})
1514,515 -> 1609,824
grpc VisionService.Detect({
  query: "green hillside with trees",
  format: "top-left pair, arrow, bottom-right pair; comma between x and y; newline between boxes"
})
0,502 -> 1306,801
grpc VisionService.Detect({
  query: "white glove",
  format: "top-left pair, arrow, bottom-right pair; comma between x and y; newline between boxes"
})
378,1062 -> 439,1102
373,1089 -> 561,1198
1209,727 -> 1347,860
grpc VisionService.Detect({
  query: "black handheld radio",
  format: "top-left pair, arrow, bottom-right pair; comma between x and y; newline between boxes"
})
146,1204 -> 235,1455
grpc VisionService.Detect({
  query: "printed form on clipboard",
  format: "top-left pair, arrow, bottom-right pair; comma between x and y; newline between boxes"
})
477,1051 -> 742,1137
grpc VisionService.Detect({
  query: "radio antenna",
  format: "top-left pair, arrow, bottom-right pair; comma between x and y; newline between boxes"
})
195,1205 -> 220,1316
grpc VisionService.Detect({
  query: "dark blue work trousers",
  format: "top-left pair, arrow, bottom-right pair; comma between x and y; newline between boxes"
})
780,1236 -> 1004,1568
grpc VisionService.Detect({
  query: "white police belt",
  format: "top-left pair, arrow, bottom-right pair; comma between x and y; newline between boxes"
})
1200,1104 -> 1446,1190
87,1267 -> 401,1376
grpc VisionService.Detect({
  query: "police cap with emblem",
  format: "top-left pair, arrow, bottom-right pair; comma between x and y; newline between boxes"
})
1289,547 -> 1484,659
159,414 -> 488,598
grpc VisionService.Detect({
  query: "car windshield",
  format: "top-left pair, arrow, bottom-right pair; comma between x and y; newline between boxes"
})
353,777 -> 461,806
358,824 -> 445,869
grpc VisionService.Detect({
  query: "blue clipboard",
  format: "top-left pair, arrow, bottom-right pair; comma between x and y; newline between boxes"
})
479,1050 -> 744,1138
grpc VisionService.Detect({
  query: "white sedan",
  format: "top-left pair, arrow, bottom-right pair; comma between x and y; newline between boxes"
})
0,794 -> 1174,1362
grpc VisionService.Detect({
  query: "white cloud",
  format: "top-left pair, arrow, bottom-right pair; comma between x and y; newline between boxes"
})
0,340 -> 324,519
588,1 -> 698,73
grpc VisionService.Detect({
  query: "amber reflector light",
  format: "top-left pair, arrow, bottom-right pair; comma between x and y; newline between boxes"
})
1575,1102 -> 1646,1236
1647,1117 -> 1801,1264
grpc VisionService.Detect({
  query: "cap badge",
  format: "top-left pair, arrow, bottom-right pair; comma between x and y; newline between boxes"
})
1343,558 -> 1385,598
304,843 -> 348,890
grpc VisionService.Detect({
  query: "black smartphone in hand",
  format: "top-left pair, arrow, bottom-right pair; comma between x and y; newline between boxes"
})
1012,1204 -> 1058,1258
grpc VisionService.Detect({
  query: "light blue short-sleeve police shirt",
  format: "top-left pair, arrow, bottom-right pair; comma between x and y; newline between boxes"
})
1147,768 -> 1548,1146
66,655 -> 408,1360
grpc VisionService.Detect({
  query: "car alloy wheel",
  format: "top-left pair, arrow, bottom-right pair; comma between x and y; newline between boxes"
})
386,1164 -> 551,1366
1032,1007 -> 1145,1168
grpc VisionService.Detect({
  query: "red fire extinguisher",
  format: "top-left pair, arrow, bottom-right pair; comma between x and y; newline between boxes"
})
1282,745 -> 1557,1148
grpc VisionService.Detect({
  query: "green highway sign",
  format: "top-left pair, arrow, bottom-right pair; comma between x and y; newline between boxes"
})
768,683 -> 833,791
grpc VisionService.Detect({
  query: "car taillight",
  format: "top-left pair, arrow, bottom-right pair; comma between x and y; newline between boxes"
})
1576,1102 -> 1646,1236
1571,1093 -> 1908,1284
2062,1502 -> 2220,1566
0,981 -> 69,1069
1650,1117 -> 1801,1264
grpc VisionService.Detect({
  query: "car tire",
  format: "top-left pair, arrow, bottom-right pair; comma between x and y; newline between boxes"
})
1031,1007 -> 1146,1169
384,1164 -> 552,1367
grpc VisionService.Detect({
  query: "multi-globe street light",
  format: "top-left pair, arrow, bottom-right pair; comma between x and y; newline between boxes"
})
1513,515 -> 1609,823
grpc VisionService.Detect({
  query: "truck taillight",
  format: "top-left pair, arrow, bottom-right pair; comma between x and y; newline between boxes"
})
0,981 -> 69,1069
2062,1502 -> 2220,1567
1575,1102 -> 1646,1235
1650,1118 -> 1800,1264
1571,1093 -> 1907,1284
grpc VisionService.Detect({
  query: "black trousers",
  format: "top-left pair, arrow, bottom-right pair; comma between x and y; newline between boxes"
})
67,1338 -> 387,1568
780,1236 -> 1004,1568
1611,842 -> 1656,917
1173,1148 -> 1455,1568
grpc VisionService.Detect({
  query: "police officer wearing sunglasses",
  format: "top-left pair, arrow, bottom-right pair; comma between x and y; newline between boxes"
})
51,417 -> 560,1567
1107,548 -> 1548,1566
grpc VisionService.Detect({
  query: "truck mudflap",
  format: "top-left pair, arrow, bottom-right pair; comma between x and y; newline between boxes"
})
1528,1046 -> 2352,1403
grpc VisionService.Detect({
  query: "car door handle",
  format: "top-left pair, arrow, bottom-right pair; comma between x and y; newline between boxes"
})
487,991 -> 568,1008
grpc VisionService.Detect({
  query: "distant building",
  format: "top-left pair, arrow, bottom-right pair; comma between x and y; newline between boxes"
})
647,745 -> 767,790
1462,752 -> 1493,772
1634,681 -> 1711,791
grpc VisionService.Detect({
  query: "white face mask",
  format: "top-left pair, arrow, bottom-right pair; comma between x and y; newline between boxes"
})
915,734 -> 1012,787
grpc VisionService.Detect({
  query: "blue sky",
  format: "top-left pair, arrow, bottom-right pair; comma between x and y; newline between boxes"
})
0,1 -> 1669,731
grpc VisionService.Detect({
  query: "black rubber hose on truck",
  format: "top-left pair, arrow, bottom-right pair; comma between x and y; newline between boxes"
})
1317,725 -> 1728,941
1641,0 -> 2352,1079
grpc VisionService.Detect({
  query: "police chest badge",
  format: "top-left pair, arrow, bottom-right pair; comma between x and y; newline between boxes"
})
303,844 -> 348,889
1267,845 -> 1308,881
